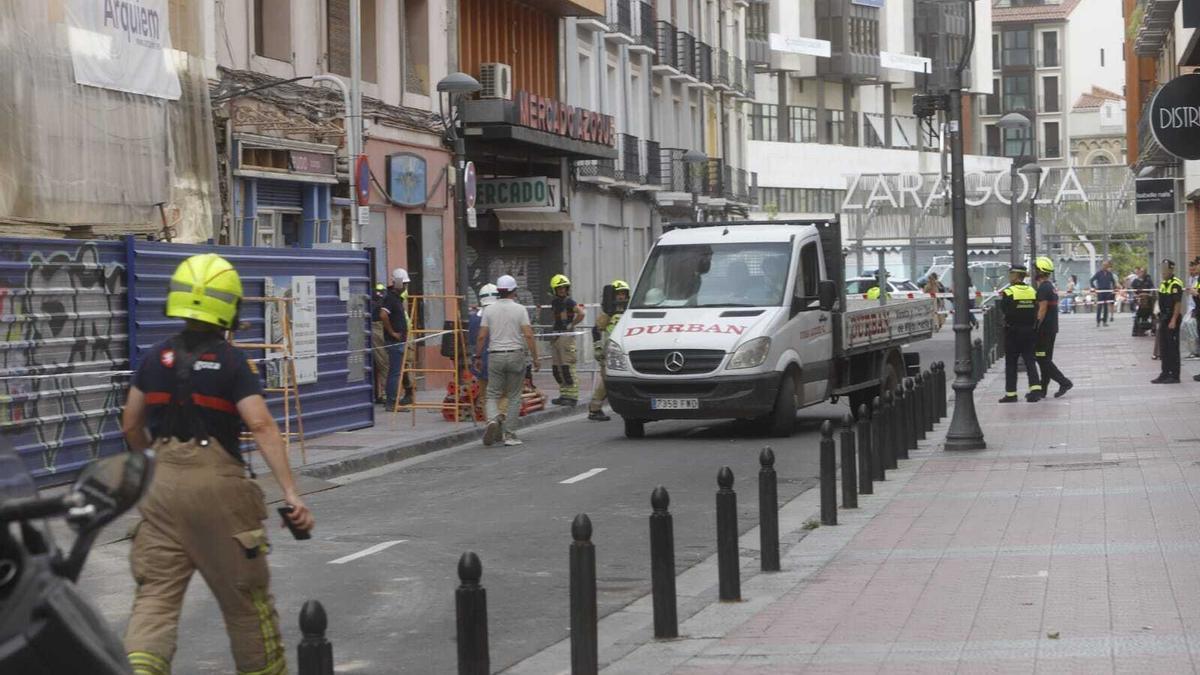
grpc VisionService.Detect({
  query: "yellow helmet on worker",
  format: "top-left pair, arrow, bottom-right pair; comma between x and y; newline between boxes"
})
550,274 -> 572,290
611,279 -> 630,293
165,254 -> 243,329
1035,257 -> 1054,274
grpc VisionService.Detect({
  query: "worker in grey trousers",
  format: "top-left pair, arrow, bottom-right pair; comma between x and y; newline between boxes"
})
474,274 -> 540,447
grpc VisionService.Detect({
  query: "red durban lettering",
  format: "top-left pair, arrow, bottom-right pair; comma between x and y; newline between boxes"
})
687,323 -> 705,332
625,326 -> 645,337
665,324 -> 685,333
726,325 -> 745,335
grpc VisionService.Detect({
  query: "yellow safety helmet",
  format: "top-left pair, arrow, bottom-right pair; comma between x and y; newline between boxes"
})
1035,257 -> 1055,274
165,253 -> 243,329
611,279 -> 630,293
550,274 -> 572,290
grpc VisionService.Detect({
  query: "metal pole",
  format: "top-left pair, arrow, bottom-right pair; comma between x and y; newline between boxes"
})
569,515 -> 598,675
349,0 -> 364,244
715,467 -> 741,601
944,2 -> 986,450
454,132 -> 471,328
1009,160 -> 1020,266
819,421 -> 837,525
856,404 -> 873,494
839,414 -> 858,509
649,487 -> 678,639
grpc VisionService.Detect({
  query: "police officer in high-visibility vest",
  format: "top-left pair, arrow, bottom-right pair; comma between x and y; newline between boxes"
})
120,254 -> 314,675
1154,258 -> 1185,384
1033,257 -> 1073,398
866,284 -> 890,301
548,273 -> 585,406
998,264 -> 1043,403
588,279 -> 630,421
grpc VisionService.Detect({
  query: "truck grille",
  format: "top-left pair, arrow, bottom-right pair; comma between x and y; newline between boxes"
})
629,349 -> 725,375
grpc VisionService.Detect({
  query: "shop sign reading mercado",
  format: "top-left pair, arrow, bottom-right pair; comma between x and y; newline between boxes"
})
516,91 -> 616,147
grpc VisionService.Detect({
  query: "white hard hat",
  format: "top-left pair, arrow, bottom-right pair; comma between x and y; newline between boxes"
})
496,274 -> 517,291
392,268 -> 410,284
478,283 -> 499,306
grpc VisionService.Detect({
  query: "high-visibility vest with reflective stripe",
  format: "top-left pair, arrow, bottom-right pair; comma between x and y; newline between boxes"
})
1001,283 -> 1038,325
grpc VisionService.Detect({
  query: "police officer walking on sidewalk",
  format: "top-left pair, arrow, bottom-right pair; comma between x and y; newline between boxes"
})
476,275 -> 540,446
119,254 -> 314,675
588,279 -> 630,421
1034,257 -> 1073,398
1154,258 -> 1185,384
548,274 -> 585,407
998,264 -> 1043,403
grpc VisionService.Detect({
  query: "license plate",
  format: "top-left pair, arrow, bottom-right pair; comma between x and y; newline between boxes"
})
651,398 -> 699,410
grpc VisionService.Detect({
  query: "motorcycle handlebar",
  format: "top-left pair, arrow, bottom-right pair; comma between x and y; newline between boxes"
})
0,493 -> 80,523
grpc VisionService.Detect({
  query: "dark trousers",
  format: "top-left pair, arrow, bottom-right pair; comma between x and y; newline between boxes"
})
1096,292 -> 1112,325
1036,331 -> 1069,389
1160,316 -> 1180,378
1004,326 -> 1041,395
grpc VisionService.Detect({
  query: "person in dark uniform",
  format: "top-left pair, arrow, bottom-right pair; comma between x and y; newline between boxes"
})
998,264 -> 1043,403
1033,257 -> 1072,398
120,253 -> 314,675
1154,258 -> 1185,384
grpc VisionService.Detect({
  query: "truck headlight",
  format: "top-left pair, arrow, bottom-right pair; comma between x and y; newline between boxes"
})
728,337 -> 771,370
606,343 -> 629,371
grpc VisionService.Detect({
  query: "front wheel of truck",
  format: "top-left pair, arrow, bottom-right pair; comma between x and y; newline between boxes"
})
767,375 -> 797,438
624,419 -> 646,439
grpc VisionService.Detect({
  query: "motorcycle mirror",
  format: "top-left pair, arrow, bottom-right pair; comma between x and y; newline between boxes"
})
71,451 -> 155,527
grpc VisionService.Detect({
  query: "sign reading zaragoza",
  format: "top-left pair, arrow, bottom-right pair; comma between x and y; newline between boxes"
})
841,167 -> 1090,211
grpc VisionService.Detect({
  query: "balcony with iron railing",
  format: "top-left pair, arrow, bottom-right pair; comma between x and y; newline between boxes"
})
615,133 -> 643,184
575,157 -> 616,182
1134,0 -> 1181,56
696,41 -> 714,84
704,159 -> 734,200
1137,85 -> 1175,166
605,0 -> 634,42
654,21 -> 678,71
714,48 -> 732,89
632,1 -> 655,51
743,60 -> 756,98
676,30 -> 697,78
643,139 -> 662,188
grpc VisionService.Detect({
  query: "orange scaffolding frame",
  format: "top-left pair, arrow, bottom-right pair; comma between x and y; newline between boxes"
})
391,294 -> 469,425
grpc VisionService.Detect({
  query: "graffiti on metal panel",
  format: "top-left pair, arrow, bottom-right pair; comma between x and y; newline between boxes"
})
0,243 -> 127,474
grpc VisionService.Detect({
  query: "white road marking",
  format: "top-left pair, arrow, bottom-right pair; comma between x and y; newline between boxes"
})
559,468 -> 607,484
328,540 -> 407,564
1000,570 -> 1049,579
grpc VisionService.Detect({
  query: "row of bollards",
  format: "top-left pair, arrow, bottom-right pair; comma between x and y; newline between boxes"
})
297,362 -> 955,675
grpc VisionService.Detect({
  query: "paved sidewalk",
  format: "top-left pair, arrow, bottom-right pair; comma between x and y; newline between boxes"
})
600,315 -> 1200,674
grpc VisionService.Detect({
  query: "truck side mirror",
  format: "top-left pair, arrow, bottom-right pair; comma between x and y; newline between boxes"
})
818,280 -> 837,312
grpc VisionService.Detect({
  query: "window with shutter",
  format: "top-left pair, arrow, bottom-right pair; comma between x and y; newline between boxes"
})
326,0 -> 376,82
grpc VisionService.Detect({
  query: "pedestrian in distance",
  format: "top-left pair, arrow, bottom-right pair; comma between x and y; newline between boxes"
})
1061,274 -> 1077,314
1090,260 -> 1117,327
475,275 -> 540,446
1033,257 -> 1072,398
1187,258 -> 1200,364
998,264 -> 1043,403
120,253 -> 314,675
588,280 -> 631,421
548,274 -> 585,407
370,282 -> 388,404
380,268 -> 414,407
467,283 -> 500,416
1153,259 -> 1185,384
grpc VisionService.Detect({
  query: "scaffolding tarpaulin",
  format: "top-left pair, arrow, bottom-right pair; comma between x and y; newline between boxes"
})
0,0 -> 216,241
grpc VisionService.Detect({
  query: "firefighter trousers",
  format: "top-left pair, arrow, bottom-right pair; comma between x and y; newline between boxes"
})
124,438 -> 286,675
550,335 -> 579,399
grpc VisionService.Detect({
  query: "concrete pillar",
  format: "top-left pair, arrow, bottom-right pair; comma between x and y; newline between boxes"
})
777,72 -> 789,142
842,80 -> 854,146
816,79 -> 828,144
882,83 -> 893,147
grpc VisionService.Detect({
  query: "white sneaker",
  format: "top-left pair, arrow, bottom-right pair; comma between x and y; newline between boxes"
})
483,418 -> 502,446
503,436 -> 523,447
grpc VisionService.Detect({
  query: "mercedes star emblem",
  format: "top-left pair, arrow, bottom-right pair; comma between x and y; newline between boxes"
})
664,351 -> 686,373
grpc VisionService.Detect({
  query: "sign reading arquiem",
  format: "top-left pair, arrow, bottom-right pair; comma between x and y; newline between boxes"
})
516,91 -> 616,147
1149,74 -> 1200,161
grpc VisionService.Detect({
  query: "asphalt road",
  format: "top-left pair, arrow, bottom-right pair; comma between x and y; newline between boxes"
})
80,329 -> 955,674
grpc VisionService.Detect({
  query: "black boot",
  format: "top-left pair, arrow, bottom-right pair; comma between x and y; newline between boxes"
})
398,389 -> 414,406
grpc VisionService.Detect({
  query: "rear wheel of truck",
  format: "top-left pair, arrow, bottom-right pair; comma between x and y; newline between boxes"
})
767,375 -> 797,438
624,419 -> 645,439
849,351 -> 903,414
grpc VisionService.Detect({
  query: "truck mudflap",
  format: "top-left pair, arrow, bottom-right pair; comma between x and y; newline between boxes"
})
605,373 -> 780,420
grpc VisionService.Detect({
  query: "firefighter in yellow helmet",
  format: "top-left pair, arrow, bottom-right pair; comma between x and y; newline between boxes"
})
1033,256 -> 1073,398
549,273 -> 585,406
588,279 -> 630,421
998,264 -> 1043,403
120,253 -> 313,675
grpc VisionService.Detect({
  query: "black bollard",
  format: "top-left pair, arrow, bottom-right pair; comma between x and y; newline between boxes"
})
820,421 -> 837,526
570,515 -> 598,675
870,396 -> 886,480
935,361 -> 948,420
840,414 -> 858,508
913,374 -> 927,442
973,338 -> 985,383
924,371 -> 936,431
895,385 -> 910,460
456,552 -> 490,675
905,378 -> 920,450
716,467 -> 741,601
298,600 -> 334,675
882,390 -> 898,471
649,486 -> 678,639
856,404 -> 873,495
758,449 -> 780,573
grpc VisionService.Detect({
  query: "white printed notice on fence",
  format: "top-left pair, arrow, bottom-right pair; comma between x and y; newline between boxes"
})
769,34 -> 831,58
66,0 -> 182,100
880,51 -> 932,74
290,277 -> 319,385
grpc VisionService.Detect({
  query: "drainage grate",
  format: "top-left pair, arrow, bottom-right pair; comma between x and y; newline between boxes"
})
1039,460 -> 1122,471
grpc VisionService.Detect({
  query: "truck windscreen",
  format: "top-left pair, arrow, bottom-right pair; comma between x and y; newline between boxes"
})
631,242 -> 793,308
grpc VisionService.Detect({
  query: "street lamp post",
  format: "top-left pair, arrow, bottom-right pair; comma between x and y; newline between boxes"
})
1020,162 -> 1044,269
997,113 -> 1031,266
437,73 -> 483,328
943,0 -> 985,451
684,150 -> 707,223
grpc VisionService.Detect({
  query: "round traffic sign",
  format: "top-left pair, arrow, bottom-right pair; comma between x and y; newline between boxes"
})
355,155 -> 371,206
464,161 -> 477,209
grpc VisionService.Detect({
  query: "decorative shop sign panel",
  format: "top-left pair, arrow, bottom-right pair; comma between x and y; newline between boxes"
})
515,91 -> 616,147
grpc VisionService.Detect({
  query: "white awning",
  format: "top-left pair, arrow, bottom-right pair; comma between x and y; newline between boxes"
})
494,210 -> 574,232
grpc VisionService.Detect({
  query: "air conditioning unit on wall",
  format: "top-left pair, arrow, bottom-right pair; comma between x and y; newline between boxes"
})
480,63 -> 513,100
